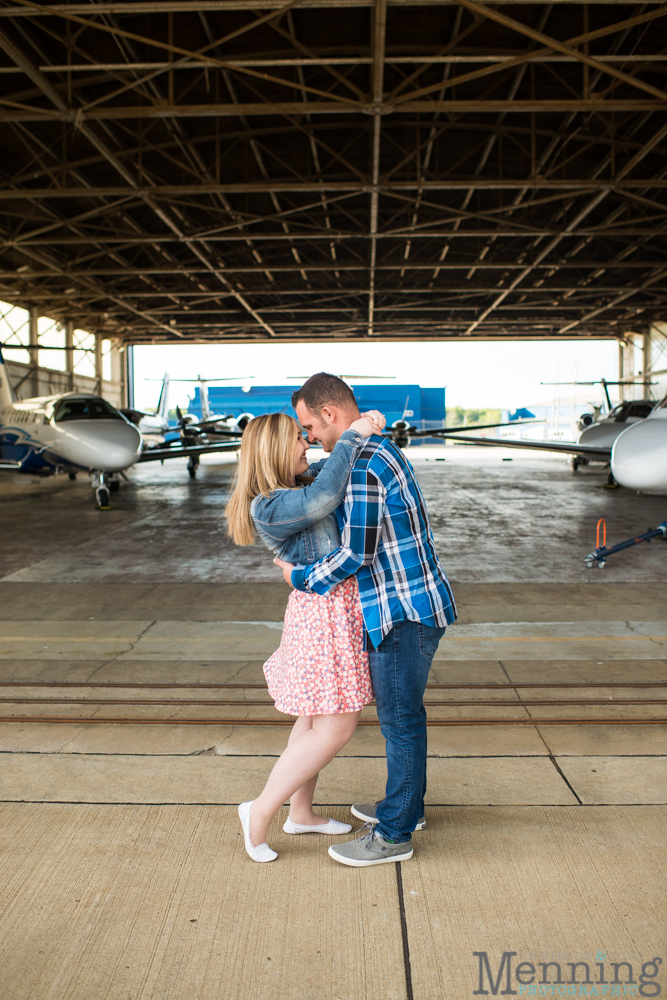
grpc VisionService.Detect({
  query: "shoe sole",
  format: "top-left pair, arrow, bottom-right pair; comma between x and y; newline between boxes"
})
283,825 -> 352,835
328,845 -> 414,867
350,805 -> 425,831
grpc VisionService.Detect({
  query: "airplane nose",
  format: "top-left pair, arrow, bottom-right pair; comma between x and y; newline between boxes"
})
612,420 -> 667,492
58,420 -> 143,471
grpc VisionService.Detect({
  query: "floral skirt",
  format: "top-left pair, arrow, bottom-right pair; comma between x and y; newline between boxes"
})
263,576 -> 373,716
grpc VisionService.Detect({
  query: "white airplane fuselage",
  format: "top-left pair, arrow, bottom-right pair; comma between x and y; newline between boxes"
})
578,400 -> 656,452
1,393 -> 143,475
612,401 -> 667,493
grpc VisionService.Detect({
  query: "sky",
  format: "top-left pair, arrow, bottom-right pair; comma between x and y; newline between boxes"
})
133,339 -> 620,413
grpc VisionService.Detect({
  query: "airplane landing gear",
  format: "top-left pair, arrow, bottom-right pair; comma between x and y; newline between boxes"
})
92,471 -> 112,509
604,471 -> 620,489
109,473 -> 120,493
187,455 -> 199,479
69,472 -> 77,481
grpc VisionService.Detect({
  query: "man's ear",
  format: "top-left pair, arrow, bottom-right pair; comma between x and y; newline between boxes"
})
319,406 -> 335,424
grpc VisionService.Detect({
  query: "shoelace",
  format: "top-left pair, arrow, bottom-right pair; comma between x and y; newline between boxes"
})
353,821 -> 379,847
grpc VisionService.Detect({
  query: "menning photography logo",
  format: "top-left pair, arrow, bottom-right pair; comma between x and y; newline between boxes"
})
472,952 -> 663,997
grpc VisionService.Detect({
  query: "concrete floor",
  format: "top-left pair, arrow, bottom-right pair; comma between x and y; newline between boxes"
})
2,444 -> 666,583
0,447 -> 666,1000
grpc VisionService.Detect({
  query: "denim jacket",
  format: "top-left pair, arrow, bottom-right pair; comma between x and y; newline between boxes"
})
250,428 -> 364,565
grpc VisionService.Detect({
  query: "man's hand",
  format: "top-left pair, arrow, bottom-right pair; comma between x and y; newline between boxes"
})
274,557 -> 295,588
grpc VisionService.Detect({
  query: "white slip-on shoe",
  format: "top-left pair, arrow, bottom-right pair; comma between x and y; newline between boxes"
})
238,801 -> 278,863
283,817 -> 352,835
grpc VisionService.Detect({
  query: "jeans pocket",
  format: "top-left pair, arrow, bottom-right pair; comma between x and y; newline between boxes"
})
417,623 -> 446,659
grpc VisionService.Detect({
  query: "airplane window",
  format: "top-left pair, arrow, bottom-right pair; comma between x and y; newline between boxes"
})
626,403 -> 654,418
53,398 -> 122,422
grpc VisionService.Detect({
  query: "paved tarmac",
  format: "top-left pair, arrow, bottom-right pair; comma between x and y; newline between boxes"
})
0,446 -> 665,999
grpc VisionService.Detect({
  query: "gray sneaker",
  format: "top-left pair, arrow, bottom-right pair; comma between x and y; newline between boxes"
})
351,802 -> 426,831
328,827 -> 413,868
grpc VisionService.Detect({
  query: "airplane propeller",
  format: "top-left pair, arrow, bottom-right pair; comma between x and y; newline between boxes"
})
385,417 -> 543,448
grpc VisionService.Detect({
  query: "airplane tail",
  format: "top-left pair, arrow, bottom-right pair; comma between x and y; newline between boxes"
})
156,373 -> 170,420
198,377 -> 211,421
0,344 -> 17,408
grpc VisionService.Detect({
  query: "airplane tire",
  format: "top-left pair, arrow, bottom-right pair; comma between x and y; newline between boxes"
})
110,480 -> 120,493
96,487 -> 111,509
69,472 -> 77,481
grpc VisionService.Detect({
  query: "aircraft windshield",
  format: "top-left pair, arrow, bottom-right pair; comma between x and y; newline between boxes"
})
53,398 -> 123,422
626,402 -> 655,418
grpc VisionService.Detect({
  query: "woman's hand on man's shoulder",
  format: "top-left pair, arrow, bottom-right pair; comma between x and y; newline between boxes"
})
350,410 -> 386,438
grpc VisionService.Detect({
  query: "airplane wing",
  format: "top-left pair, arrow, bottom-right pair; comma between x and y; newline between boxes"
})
438,433 -> 612,461
408,419 -> 543,438
137,441 -> 241,463
188,423 -> 244,436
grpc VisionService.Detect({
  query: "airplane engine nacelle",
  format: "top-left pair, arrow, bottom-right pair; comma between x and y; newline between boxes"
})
390,419 -> 413,449
234,412 -> 255,431
577,413 -> 594,431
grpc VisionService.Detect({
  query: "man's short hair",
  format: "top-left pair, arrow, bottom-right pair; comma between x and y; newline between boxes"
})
291,372 -> 358,416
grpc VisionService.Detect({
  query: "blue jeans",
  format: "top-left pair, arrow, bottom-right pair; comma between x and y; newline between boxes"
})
369,619 -> 446,843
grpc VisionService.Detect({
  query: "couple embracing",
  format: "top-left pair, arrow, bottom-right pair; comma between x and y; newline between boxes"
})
225,372 -> 456,867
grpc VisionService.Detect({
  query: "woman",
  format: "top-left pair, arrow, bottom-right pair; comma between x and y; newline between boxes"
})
225,409 -> 385,862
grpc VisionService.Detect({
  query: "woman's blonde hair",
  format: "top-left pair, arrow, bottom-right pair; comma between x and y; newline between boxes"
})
225,412 -> 301,546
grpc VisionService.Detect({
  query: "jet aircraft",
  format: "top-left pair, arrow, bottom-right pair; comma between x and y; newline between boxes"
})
541,379 -> 655,470
437,393 -> 667,493
0,349 -> 243,507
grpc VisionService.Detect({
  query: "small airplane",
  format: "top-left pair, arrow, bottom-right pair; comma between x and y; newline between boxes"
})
437,389 -> 667,493
120,372 -> 172,444
0,348 -> 243,507
542,379 -> 656,469
160,375 -> 254,477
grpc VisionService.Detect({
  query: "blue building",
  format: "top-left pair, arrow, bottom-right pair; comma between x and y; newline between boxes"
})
187,384 -> 446,441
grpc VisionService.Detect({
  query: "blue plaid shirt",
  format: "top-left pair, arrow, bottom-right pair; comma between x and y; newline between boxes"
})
291,435 -> 457,649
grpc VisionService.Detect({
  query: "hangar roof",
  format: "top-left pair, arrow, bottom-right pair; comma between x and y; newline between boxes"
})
0,0 -> 666,343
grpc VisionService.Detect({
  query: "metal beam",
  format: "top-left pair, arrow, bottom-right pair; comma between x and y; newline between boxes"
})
4,180 -> 667,199
4,262 -> 664,277
13,228 -> 667,245
1,0 -> 663,13
3,54 -> 667,74
4,100 -> 667,124
367,0 -> 386,336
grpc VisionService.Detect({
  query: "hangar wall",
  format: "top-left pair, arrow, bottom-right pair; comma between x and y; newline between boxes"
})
5,347 -> 125,408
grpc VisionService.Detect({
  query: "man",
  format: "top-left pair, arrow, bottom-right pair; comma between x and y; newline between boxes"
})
275,372 -> 457,868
